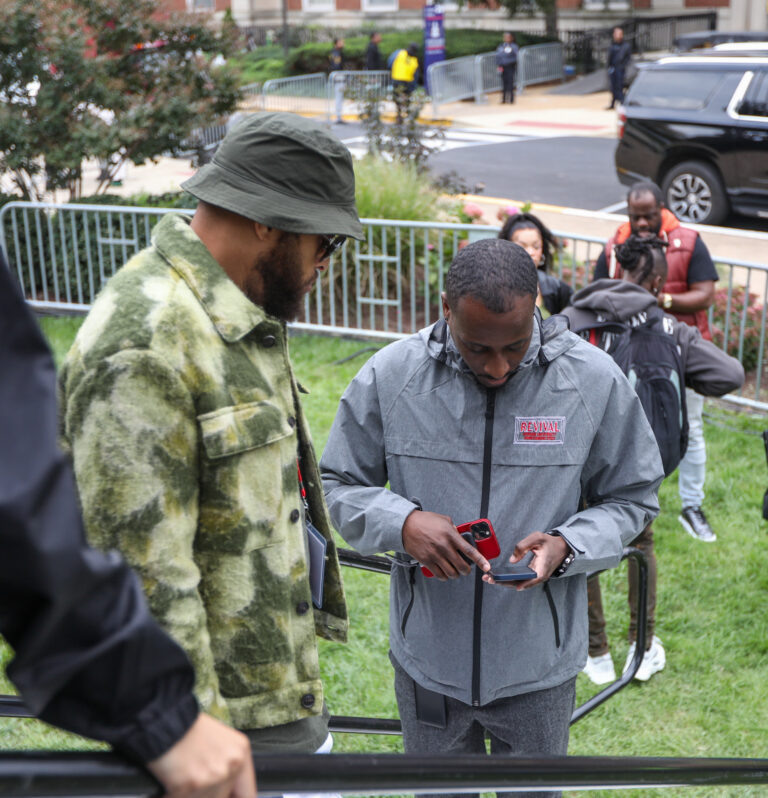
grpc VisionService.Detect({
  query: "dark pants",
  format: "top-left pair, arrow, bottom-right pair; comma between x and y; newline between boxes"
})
392,654 -> 575,798
587,524 -> 657,656
501,65 -> 516,103
392,80 -> 414,122
609,67 -> 625,106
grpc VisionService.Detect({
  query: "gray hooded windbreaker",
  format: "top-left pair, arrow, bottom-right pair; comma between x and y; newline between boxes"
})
321,313 -> 663,706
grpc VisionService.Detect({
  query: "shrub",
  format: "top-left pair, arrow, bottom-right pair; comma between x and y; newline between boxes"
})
354,156 -> 449,221
229,50 -> 290,84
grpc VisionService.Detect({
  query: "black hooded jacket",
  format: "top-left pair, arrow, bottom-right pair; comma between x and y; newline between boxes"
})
0,253 -> 198,762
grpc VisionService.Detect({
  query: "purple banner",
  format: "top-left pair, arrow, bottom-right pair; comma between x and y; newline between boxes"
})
423,3 -> 445,95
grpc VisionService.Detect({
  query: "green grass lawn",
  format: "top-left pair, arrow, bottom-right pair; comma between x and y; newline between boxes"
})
7,318 -> 768,797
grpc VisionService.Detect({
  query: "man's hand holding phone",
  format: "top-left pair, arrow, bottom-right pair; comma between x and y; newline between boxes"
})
402,510 -> 491,580
482,531 -> 569,591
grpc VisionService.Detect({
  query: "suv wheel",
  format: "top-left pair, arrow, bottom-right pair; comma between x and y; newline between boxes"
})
661,161 -> 729,226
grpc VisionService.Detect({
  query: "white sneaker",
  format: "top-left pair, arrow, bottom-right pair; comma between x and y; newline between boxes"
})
624,635 -> 666,682
583,652 -> 616,685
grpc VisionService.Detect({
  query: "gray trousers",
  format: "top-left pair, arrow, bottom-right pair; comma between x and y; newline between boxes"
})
392,655 -> 575,798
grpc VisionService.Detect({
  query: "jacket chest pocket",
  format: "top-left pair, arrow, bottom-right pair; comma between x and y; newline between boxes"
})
198,401 -> 296,551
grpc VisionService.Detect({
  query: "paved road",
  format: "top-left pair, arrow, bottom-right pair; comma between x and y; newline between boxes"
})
337,123 -> 625,211
336,122 -> 768,232
428,133 -> 624,211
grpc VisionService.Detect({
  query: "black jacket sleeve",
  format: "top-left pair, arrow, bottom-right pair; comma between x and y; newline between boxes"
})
593,249 -> 609,281
675,319 -> 745,396
0,254 -> 198,763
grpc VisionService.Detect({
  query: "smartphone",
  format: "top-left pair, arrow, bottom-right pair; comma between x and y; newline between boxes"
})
456,519 -> 501,560
488,563 -> 537,582
421,519 -> 500,578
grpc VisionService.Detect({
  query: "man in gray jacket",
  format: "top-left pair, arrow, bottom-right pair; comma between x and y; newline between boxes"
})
321,239 -> 663,796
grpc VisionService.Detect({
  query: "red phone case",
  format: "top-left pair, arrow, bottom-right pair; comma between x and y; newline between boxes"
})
421,518 -> 500,577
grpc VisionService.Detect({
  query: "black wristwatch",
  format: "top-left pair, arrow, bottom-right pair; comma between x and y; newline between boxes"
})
548,532 -> 576,577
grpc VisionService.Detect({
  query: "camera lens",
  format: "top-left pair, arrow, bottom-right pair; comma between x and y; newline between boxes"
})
472,521 -> 491,539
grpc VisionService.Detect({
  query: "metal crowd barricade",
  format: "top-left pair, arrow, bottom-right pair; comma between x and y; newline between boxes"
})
429,44 -> 565,113
327,70 -> 391,122
0,546 -> 649,729
262,73 -> 328,115
517,42 -> 565,92
427,54 -> 482,114
2,202 -> 768,409
329,546 -> 648,736
474,52 -> 503,102
241,81 -> 262,98
239,81 -> 263,110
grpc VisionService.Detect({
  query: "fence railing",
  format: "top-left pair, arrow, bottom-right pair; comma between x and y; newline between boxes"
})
0,546 -> 648,729
474,52 -> 503,99
562,12 -> 717,72
427,54 -> 482,111
518,43 -> 565,92
1,750 -> 768,796
327,70 -> 391,122
2,201 -> 767,409
429,44 -> 564,113
241,81 -> 262,98
262,72 -> 328,115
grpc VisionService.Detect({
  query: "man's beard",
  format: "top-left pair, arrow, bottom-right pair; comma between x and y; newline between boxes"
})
243,233 -> 314,322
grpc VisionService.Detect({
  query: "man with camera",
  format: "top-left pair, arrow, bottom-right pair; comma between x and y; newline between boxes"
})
321,239 -> 663,798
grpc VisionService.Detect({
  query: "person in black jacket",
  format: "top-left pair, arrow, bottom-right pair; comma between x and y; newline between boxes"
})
0,252 -> 255,798
606,27 -> 632,109
495,32 -> 519,104
561,235 -> 744,685
498,210 -> 573,315
365,32 -> 384,70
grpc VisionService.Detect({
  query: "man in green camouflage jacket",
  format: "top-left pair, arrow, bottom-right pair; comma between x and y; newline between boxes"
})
59,113 -> 362,754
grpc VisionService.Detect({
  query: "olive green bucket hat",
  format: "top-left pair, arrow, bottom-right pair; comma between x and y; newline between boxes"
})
181,112 -> 363,240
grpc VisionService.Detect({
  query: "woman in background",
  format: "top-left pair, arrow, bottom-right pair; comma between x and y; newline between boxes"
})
499,209 -> 573,315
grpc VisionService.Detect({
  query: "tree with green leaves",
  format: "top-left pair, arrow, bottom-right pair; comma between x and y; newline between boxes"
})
0,0 -> 240,200
494,0 -> 558,39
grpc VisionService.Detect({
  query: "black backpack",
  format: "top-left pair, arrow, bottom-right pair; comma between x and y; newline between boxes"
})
574,306 -> 689,477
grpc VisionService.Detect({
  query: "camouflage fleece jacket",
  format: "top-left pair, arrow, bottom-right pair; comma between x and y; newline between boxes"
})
59,213 -> 348,732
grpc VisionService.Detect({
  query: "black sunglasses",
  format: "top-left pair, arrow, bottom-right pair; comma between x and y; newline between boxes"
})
319,234 -> 347,261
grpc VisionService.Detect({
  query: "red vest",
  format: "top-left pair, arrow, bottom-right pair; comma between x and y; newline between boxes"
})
604,215 -> 712,341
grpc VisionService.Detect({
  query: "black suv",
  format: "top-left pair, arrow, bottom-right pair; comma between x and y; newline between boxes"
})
615,54 -> 768,226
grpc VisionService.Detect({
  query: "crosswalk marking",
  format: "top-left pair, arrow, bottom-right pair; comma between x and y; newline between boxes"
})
341,128 -> 535,159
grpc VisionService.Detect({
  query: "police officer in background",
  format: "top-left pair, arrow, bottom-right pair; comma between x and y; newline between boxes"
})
606,27 -> 631,109
496,32 -> 519,104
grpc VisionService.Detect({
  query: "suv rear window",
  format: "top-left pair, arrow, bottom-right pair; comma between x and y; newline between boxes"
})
736,70 -> 768,117
627,69 -> 724,110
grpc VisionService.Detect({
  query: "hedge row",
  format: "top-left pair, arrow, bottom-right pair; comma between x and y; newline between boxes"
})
232,29 -> 554,82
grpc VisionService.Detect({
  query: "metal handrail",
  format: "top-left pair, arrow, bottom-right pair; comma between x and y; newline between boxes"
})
1,750 -> 767,796
327,546 -> 647,735
0,546 -> 647,727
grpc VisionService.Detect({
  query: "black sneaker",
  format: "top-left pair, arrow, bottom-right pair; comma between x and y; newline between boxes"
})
678,506 -> 716,542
